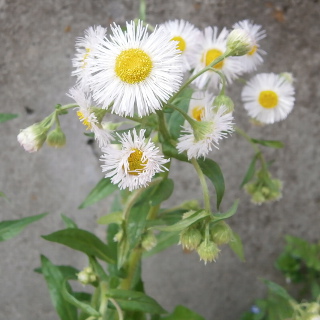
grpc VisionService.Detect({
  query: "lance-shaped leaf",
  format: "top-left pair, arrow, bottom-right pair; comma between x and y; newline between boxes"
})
150,179 -> 174,206
240,152 -> 260,188
251,138 -> 284,148
106,289 -> 167,314
61,214 -> 78,229
0,212 -> 48,242
211,200 -> 238,222
79,177 -> 118,209
97,211 -> 123,225
0,113 -> 18,123
197,158 -> 225,209
42,229 -> 115,264
61,280 -> 100,317
162,305 -> 205,320
40,255 -> 78,320
151,210 -> 209,233
34,265 -> 79,280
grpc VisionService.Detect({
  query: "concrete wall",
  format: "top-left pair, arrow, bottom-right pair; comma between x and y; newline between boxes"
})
1,0 -> 319,319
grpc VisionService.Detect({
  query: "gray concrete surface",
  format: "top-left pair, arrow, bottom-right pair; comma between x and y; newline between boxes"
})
1,0 -> 319,319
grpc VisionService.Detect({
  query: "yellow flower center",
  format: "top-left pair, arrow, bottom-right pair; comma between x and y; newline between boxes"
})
191,106 -> 205,121
77,111 -> 92,130
82,48 -> 91,69
115,48 -> 153,84
171,36 -> 186,52
247,45 -> 257,56
203,48 -> 224,69
258,90 -> 279,109
127,148 -> 148,175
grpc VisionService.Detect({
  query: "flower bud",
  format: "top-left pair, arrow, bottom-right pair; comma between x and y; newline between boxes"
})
141,231 -> 157,251
17,122 -> 49,152
210,222 -> 233,245
197,240 -> 220,264
113,229 -> 123,242
226,29 -> 253,56
279,72 -> 295,84
213,95 -> 234,114
77,266 -> 97,285
180,200 -> 200,211
180,227 -> 202,251
307,303 -> 320,314
46,127 -> 66,148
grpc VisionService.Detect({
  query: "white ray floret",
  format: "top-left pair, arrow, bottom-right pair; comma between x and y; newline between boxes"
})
161,19 -> 202,72
177,105 -> 234,159
100,129 -> 169,191
88,20 -> 183,117
192,26 -> 242,91
232,19 -> 266,73
187,90 -> 215,122
241,73 -> 295,124
68,87 -> 113,147
72,26 -> 107,91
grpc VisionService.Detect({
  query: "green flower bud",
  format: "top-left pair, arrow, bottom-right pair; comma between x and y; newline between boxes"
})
46,127 -> 66,148
210,222 -> 233,245
180,200 -> 200,211
213,95 -> 234,114
226,29 -> 253,56
77,266 -> 97,285
180,227 -> 202,251
113,229 -> 123,242
279,72 -> 295,84
197,240 -> 220,264
141,231 -> 157,251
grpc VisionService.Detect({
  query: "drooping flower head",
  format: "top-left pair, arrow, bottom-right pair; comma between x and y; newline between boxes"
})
68,87 -> 113,147
72,26 -> 107,91
177,104 -> 234,159
192,26 -> 242,91
88,20 -> 183,117
161,19 -> 202,72
241,73 -> 295,124
100,129 -> 169,191
232,20 -> 266,73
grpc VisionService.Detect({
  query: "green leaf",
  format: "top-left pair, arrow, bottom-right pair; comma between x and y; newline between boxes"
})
211,200 -> 239,222
151,210 -> 209,232
0,212 -> 48,242
0,113 -> 18,123
229,231 -> 245,262
197,158 -> 225,209
162,305 -> 205,320
143,232 -> 179,257
106,289 -> 167,314
263,280 -> 293,301
166,88 -> 193,139
61,214 -> 78,229
34,265 -> 79,280
97,211 -> 123,225
42,229 -> 115,264
251,139 -> 284,148
61,280 -> 100,317
161,139 -> 189,163
40,255 -> 78,320
79,177 -> 118,209
150,179 -> 174,206
240,153 -> 260,188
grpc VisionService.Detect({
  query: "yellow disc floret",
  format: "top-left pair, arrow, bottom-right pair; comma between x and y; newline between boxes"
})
247,45 -> 257,56
82,48 -> 91,69
77,111 -> 92,130
258,90 -> 279,109
171,36 -> 186,52
115,48 -> 153,84
203,48 -> 224,69
127,148 -> 148,175
191,106 -> 205,121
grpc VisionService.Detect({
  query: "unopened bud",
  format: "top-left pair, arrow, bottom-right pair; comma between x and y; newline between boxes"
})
213,95 -> 234,114
180,228 -> 202,251
113,229 -> 123,242
280,72 -> 295,84
226,29 -> 253,56
197,240 -> 220,264
77,266 -> 97,285
210,222 -> 233,245
141,231 -> 157,251
46,127 -> 66,148
181,200 -> 200,211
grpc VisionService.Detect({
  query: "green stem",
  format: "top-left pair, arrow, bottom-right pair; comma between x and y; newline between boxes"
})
156,110 -> 171,142
59,103 -> 79,111
191,158 -> 211,213
99,282 -> 109,320
166,103 -> 195,126
109,298 -> 124,320
208,68 -> 227,95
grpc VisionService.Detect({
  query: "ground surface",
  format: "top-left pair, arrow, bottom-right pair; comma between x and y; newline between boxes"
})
1,0 -> 320,319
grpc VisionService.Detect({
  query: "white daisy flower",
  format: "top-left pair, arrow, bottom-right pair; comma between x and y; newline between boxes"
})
192,26 -> 242,91
100,129 -> 169,191
241,73 -> 295,124
68,87 -> 113,147
188,90 -> 215,122
232,20 -> 266,73
72,26 -> 107,91
161,19 -> 202,72
88,20 -> 183,117
177,105 -> 234,159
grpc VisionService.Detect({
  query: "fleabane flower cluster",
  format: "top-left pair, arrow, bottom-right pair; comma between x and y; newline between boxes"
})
100,129 -> 169,191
